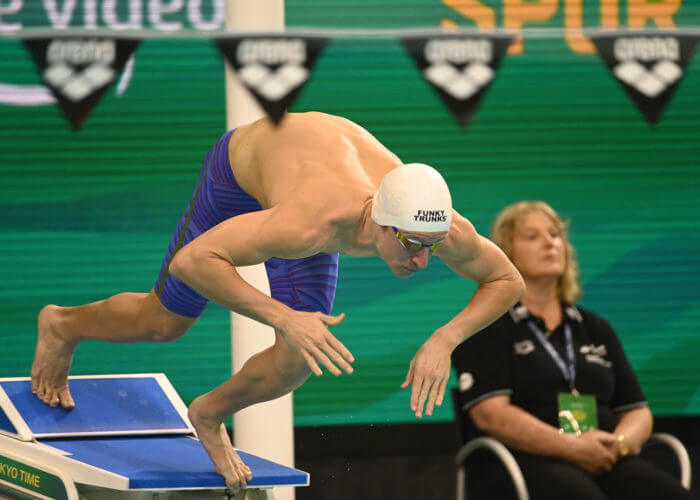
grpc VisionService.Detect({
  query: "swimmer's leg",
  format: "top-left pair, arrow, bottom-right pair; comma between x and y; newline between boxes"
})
188,329 -> 311,492
32,290 -> 197,409
33,130 -> 235,410
189,253 -> 338,491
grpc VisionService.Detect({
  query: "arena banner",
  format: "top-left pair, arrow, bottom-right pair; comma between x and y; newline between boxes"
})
401,33 -> 514,126
590,31 -> 700,125
216,35 -> 329,124
22,36 -> 140,130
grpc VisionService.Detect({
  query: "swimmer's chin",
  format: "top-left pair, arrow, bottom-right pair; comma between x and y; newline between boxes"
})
393,267 -> 417,278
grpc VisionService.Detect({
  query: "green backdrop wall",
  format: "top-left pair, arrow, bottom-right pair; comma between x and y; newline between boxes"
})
0,0 -> 698,426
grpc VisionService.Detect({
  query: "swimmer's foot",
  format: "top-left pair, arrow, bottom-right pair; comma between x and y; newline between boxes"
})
31,305 -> 77,410
189,396 -> 252,494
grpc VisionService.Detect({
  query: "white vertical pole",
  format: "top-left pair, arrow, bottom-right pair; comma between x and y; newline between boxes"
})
224,2 -> 294,500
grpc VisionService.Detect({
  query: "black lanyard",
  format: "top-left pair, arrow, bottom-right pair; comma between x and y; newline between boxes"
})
527,320 -> 579,395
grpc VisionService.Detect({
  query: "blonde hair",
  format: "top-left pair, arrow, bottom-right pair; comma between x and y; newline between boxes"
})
490,201 -> 581,305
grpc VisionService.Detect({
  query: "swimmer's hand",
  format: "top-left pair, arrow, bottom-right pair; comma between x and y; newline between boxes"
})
278,311 -> 354,376
401,335 -> 452,418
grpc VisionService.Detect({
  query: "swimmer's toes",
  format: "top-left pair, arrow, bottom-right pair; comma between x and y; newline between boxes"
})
59,387 -> 75,410
38,391 -> 50,405
36,379 -> 46,400
225,475 -> 244,493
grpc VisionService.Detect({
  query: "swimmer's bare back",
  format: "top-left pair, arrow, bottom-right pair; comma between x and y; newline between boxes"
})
229,112 -> 403,249
165,113 -> 406,379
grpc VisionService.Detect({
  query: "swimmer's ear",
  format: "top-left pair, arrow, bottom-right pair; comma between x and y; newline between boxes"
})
321,312 -> 345,325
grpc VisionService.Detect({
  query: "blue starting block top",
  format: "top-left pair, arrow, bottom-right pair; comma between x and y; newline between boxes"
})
0,374 -> 191,440
0,373 -> 309,497
42,435 -> 307,489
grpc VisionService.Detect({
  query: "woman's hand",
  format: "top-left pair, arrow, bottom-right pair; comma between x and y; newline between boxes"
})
566,430 -> 618,475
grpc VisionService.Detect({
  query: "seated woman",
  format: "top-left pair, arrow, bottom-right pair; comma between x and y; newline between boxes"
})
451,201 -> 693,500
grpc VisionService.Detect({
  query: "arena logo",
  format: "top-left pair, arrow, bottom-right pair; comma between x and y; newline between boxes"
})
217,36 -> 328,124
23,36 -> 140,130
612,37 -> 681,99
591,31 -> 700,125
43,39 -> 117,101
0,0 -> 222,107
0,54 -> 135,108
402,34 -> 514,126
423,39 -> 494,101
235,39 -> 309,102
580,344 -> 607,357
513,340 -> 535,356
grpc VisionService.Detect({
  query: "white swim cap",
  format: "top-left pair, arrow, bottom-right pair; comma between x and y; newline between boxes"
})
371,163 -> 452,232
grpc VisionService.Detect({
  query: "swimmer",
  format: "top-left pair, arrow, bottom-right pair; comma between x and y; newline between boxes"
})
32,112 -> 525,491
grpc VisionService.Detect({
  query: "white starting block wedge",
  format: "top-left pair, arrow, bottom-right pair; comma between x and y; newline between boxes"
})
0,374 -> 309,499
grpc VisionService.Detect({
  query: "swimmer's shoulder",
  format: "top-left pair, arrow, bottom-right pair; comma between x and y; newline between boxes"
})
435,211 -> 481,259
268,193 -> 363,254
280,112 -> 390,150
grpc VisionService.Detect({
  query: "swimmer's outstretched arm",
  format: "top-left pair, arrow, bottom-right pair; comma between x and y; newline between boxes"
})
400,212 -> 525,418
169,208 -> 354,376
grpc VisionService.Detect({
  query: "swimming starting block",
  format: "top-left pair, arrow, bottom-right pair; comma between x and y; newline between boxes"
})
0,374 -> 308,499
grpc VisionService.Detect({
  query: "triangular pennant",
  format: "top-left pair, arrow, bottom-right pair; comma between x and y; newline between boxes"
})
401,33 -> 514,126
216,35 -> 328,124
22,36 -> 140,131
590,31 -> 699,125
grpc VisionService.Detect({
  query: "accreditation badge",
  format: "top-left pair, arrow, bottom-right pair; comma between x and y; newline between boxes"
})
557,392 -> 598,434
